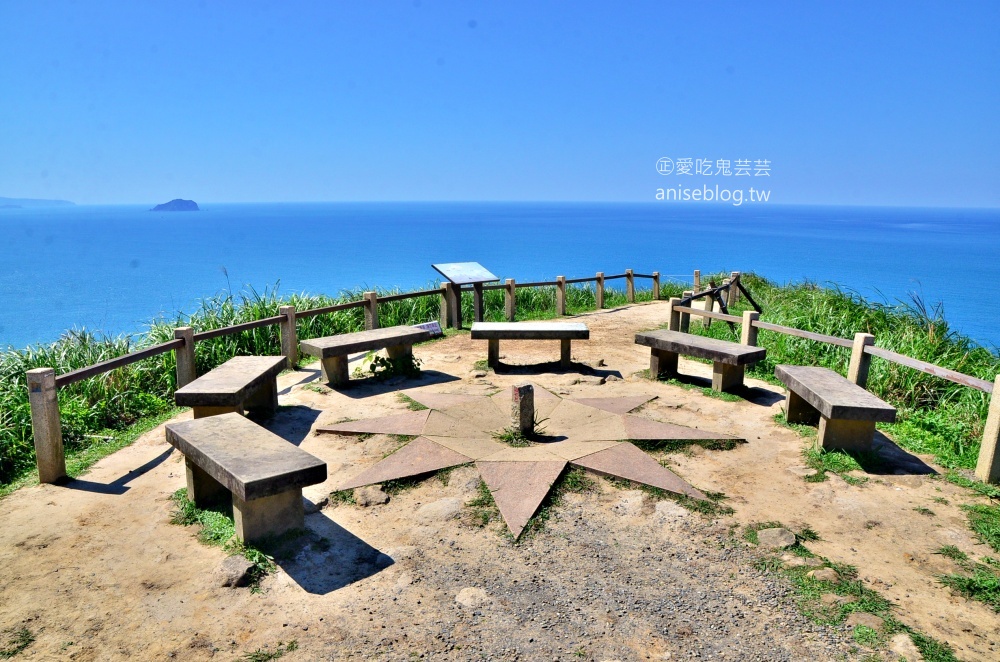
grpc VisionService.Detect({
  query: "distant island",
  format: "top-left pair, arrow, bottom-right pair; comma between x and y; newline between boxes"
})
150,199 -> 199,212
0,197 -> 74,208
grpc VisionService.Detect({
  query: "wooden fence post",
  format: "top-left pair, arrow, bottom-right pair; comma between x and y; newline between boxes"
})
693,269 -> 701,292
680,290 -> 693,333
279,305 -> 298,368
703,294 -> 713,329
27,368 -> 66,484
741,310 -> 760,346
668,297 -> 681,331
472,283 -> 485,323
652,272 -> 661,300
556,276 -> 567,316
722,278 -> 731,307
847,333 -> 875,387
976,377 -> 1000,484
730,271 -> 741,304
626,269 -> 635,303
505,279 -> 516,322
450,284 -> 463,330
596,272 -> 605,309
174,326 -> 196,388
439,284 -> 450,328
364,291 -> 379,330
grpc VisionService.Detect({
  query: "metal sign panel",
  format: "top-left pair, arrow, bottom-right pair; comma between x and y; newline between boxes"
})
432,262 -> 499,285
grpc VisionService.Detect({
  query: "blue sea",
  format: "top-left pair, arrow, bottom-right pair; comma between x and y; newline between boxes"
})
1,202 -> 998,352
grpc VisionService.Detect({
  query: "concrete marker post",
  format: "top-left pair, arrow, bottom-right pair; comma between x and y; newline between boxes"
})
847,333 -> 875,388
703,295 -> 713,329
626,269 -> 635,303
511,384 -> 535,436
680,290 -> 693,333
975,376 -> 1000,484
693,269 -> 701,292
174,326 -> 196,388
504,279 -> 516,322
668,297 -> 681,332
27,368 -> 66,484
595,272 -> 605,309
730,271 -> 741,304
741,310 -> 760,346
363,291 -> 379,330
652,272 -> 661,300
279,305 -> 298,368
556,276 -> 567,316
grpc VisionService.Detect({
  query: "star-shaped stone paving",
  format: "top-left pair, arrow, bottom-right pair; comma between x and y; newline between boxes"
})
318,384 -> 739,537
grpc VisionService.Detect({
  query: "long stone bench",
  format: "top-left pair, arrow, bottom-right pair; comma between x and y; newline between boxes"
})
165,412 -> 327,543
470,322 -> 589,369
174,355 -> 287,419
299,325 -> 432,387
634,329 -> 766,392
775,365 -> 896,451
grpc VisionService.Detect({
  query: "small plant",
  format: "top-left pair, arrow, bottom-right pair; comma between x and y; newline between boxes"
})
852,624 -> 881,648
464,479 -> 499,528
963,503 -> 1000,552
301,382 -> 329,394
0,627 -> 34,659
914,506 -> 936,517
396,393 -> 428,411
472,359 -> 491,372
932,496 -> 950,505
353,352 -> 421,381
939,567 -> 1000,613
492,426 -> 531,447
934,545 -> 969,562
242,640 -> 298,661
329,489 -> 356,506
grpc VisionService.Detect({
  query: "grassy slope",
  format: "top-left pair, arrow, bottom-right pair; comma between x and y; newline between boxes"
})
1,272 -> 997,490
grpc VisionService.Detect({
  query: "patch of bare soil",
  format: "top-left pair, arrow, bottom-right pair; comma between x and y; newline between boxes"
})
1,302 -> 997,660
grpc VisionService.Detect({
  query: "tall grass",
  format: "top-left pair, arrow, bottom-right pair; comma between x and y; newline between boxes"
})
684,273 -> 999,469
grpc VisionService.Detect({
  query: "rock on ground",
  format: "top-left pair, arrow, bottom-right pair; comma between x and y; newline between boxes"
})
214,555 -> 254,588
756,527 -> 797,549
455,587 -> 491,609
354,486 -> 389,507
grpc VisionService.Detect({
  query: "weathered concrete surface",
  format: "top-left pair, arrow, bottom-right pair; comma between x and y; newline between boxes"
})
300,326 -> 431,358
174,355 -> 286,411
470,322 -> 590,340
337,437 -> 472,490
635,330 -> 766,366
774,365 -> 896,422
571,443 -> 707,500
315,410 -> 431,436
571,395 -> 656,415
477,460 -> 567,537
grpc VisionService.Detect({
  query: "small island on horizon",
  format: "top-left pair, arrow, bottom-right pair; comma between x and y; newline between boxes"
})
0,197 -> 75,209
150,199 -> 199,212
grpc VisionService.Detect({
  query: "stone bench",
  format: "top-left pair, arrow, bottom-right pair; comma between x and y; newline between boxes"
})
775,365 -> 896,451
165,412 -> 327,543
299,325 -> 432,387
175,355 -> 287,419
470,322 -> 590,369
634,329 -> 766,392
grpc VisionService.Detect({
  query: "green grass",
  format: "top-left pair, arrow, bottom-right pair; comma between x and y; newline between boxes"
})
940,566 -> 1000,612
963,503 -> 1000,552
0,627 -> 34,659
396,393 -> 428,411
492,426 -> 532,447
242,640 -> 298,661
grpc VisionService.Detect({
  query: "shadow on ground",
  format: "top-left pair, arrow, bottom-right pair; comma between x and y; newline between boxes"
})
61,447 -> 175,495
650,372 -> 785,407
260,405 -> 322,446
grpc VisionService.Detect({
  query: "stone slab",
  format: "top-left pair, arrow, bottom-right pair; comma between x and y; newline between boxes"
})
436,399 -> 511,433
424,435 -> 508,460
544,400 -> 620,434
477,460 -> 567,537
491,383 -> 562,420
478,446 -> 566,463
624,415 -> 739,441
774,365 -> 897,422
300,325 -> 431,359
541,439 -> 623,461
421,410 -> 497,439
634,330 -> 766,365
402,392 -> 484,410
571,442 -> 706,500
316,410 -> 430,436
555,416 -> 628,442
338,436 -> 472,490
571,395 -> 657,415
165,412 -> 327,501
174,356 -> 287,407
470,322 -> 590,340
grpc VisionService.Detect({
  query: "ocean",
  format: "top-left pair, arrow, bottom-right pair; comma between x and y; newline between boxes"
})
1,202 -> 998,351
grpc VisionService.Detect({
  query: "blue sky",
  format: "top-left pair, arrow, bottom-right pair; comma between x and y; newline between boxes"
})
1,1 -> 997,206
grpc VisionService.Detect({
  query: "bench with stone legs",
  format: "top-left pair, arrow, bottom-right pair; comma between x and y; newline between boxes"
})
299,325 -> 432,387
470,322 -> 590,370
775,365 -> 896,452
174,355 -> 287,419
635,329 -> 766,392
165,412 -> 327,544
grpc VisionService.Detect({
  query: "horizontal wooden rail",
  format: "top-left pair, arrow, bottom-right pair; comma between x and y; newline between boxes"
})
516,280 -> 559,288
55,339 -> 185,387
672,306 -> 742,324
192,315 -> 285,342
296,299 -> 366,318
603,273 -> 628,280
378,288 -> 439,303
632,273 -> 656,279
482,283 -> 508,291
565,276 -> 598,284
752,321 -> 854,348
865,346 -> 994,394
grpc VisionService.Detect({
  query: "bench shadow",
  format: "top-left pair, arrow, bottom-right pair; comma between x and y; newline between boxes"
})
652,372 -> 784,406
256,405 -> 323,447
333,369 -> 461,400
861,432 -> 937,475
270,513 -> 394,595
60,447 -> 175,495
493,360 -> 622,380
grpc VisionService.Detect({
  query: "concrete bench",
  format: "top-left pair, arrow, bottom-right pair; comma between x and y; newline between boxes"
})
775,365 -> 896,451
299,325 -> 432,387
175,355 -> 287,419
470,322 -> 590,369
634,329 -> 766,392
165,412 -> 327,543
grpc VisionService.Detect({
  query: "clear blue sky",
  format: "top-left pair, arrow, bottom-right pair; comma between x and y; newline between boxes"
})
1,1 -> 997,206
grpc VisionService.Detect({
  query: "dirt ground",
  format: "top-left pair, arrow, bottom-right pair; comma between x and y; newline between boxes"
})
1,301 -> 998,661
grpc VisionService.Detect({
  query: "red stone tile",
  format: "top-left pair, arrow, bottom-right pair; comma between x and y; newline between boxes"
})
571,395 -> 657,415
337,436 -> 472,490
623,415 -> 739,441
402,392 -> 484,410
477,460 -> 566,538
316,410 -> 430,436
571,442 -> 707,500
